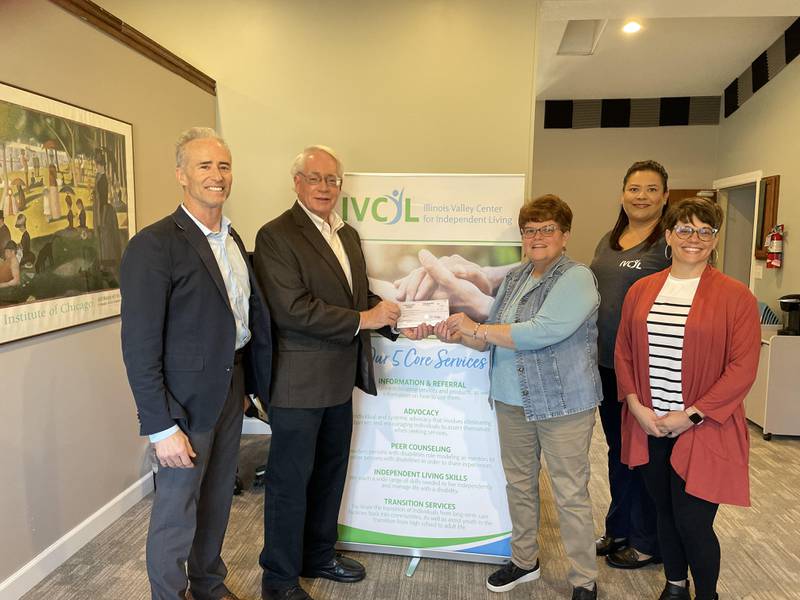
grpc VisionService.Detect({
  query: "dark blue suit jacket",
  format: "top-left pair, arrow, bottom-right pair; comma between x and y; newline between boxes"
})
120,206 -> 271,435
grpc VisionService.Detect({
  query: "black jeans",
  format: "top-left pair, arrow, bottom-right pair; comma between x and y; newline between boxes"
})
597,366 -> 659,555
638,436 -> 720,600
260,399 -> 354,591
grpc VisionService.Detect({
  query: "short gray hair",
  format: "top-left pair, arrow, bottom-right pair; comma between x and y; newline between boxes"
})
290,145 -> 343,179
175,127 -> 229,168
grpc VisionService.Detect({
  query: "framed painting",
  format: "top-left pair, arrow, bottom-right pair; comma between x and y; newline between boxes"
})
0,81 -> 136,343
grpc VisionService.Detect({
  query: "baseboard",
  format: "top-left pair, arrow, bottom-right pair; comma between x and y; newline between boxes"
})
242,416 -> 270,435
0,473 -> 154,600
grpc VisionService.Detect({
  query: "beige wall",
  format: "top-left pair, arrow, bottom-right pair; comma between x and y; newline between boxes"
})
716,58 -> 800,312
531,104 -> 719,264
0,0 -> 216,582
95,0 -> 539,247
3,0 -> 539,585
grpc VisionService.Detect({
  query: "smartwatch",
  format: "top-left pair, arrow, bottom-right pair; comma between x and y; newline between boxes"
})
686,411 -> 704,426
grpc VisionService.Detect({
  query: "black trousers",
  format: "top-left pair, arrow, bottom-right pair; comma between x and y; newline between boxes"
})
638,436 -> 720,600
597,366 -> 659,555
147,362 -> 245,600
260,399 -> 353,591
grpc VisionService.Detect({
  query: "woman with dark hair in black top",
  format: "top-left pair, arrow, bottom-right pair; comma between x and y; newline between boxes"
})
590,160 -> 671,569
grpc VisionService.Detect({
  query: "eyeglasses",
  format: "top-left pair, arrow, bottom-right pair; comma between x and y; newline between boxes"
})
298,172 -> 342,188
672,224 -> 718,241
521,224 -> 560,239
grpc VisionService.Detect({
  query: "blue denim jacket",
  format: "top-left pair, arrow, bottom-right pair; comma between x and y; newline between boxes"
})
489,255 -> 602,421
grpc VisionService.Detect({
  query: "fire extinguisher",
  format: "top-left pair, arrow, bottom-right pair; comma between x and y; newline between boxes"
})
766,224 -> 784,269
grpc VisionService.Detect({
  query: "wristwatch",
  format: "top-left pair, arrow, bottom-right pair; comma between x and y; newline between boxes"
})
686,411 -> 704,426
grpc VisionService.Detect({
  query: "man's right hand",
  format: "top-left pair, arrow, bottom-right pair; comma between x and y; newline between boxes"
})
153,429 -> 196,468
360,300 -> 401,330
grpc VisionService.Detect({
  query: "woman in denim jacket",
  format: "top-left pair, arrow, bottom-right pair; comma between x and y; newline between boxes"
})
435,195 -> 602,600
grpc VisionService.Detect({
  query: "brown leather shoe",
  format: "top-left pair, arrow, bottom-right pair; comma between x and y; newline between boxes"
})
606,546 -> 663,569
595,535 -> 627,556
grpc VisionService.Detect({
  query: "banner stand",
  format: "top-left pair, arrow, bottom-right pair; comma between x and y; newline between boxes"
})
337,541 -> 508,567
405,557 -> 421,577
337,173 -> 525,566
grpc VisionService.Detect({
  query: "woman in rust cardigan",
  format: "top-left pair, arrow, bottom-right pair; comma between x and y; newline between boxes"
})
615,197 -> 760,600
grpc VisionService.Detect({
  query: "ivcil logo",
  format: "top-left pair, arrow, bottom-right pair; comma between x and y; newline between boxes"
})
341,188 -> 419,224
619,259 -> 642,270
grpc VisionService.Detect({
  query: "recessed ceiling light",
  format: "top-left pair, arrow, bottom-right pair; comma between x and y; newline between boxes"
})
623,21 -> 642,34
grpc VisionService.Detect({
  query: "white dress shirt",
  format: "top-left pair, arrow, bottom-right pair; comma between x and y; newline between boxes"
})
296,200 -> 353,291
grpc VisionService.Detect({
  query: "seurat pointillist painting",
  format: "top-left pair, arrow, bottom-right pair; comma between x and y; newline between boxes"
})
0,81 -> 136,343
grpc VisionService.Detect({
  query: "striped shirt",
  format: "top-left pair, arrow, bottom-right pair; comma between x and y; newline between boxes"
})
647,275 -> 700,416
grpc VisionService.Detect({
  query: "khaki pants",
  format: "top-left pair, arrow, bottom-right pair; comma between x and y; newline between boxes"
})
495,402 -> 597,589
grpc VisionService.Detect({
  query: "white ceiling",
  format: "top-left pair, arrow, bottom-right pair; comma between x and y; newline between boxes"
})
536,0 -> 798,100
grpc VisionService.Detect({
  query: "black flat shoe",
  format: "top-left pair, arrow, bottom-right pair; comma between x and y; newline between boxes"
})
572,583 -> 597,600
606,546 -> 662,569
595,535 -> 627,556
658,580 -> 690,600
301,553 -> 365,583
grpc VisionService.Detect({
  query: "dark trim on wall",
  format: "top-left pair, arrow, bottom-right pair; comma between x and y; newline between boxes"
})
725,17 -> 799,118
600,99 -> 630,127
724,81 -> 738,118
49,0 -> 217,96
544,95 -> 719,129
543,100 -> 573,128
659,97 -> 690,126
786,18 -> 800,63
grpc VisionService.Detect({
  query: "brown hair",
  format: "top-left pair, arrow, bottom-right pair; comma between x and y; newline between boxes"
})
664,196 -> 724,231
609,159 -> 669,250
622,159 -> 669,191
518,194 -> 573,232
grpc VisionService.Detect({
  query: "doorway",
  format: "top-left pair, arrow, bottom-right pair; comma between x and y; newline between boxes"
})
712,171 -> 762,291
719,183 -> 757,287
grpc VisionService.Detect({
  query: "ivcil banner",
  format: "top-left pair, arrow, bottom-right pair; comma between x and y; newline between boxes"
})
337,173 -> 524,563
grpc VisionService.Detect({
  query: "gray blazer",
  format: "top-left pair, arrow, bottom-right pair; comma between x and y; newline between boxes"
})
253,201 -> 394,409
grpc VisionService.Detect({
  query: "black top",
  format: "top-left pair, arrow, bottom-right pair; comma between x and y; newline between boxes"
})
590,232 -> 670,368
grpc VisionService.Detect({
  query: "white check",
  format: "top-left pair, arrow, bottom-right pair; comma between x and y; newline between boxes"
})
397,299 -> 450,329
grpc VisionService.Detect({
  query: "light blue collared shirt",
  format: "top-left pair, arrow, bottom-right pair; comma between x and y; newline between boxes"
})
149,205 -> 251,443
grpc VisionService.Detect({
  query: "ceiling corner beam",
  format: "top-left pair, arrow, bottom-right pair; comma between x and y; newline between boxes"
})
49,0 -> 217,96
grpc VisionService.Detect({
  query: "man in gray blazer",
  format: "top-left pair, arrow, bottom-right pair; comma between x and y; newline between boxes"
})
121,127 -> 271,600
254,146 -> 413,600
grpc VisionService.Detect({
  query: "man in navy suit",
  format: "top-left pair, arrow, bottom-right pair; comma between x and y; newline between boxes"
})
120,127 -> 271,600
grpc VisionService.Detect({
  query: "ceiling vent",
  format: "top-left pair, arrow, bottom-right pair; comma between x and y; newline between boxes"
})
557,19 -> 607,56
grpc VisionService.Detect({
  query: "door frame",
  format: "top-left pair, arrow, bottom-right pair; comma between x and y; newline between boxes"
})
712,170 -> 763,292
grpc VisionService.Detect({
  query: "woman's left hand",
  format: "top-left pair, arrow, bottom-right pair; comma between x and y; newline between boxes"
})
433,320 -> 460,343
655,411 -> 694,438
446,312 -> 476,338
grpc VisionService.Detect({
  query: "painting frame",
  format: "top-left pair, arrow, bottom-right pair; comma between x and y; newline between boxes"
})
0,81 -> 136,344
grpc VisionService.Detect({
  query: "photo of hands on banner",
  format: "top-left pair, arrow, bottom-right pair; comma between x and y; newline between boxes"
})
364,244 -> 521,324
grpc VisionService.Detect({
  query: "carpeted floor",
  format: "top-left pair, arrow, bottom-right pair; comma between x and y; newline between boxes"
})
21,421 -> 800,600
